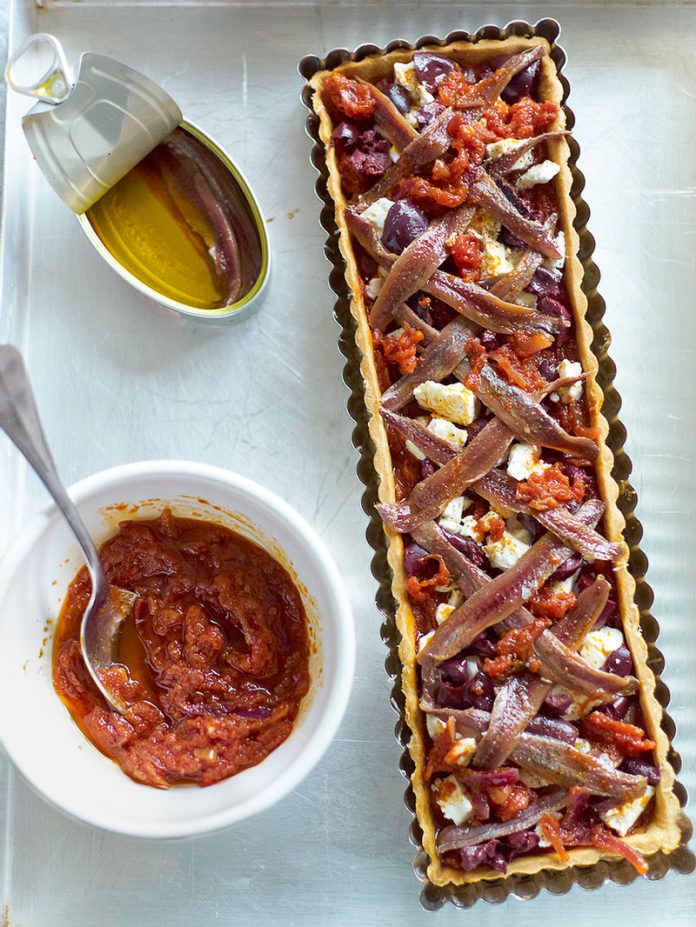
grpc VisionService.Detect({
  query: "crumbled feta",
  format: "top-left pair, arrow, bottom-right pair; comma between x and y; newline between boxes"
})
414,381 -> 477,426
444,737 -> 477,767
433,775 -> 473,825
507,442 -> 550,481
438,497 -> 474,538
435,602 -> 455,625
574,737 -> 592,754
418,630 -> 435,654
365,276 -> 383,301
427,416 -> 468,449
469,209 -> 521,277
551,684 -> 604,721
579,626 -> 624,670
544,230 -> 566,272
482,238 -> 517,277
360,197 -> 394,235
394,60 -> 435,107
469,209 -> 501,242
600,787 -> 655,837
514,290 -> 538,309
427,715 -> 447,739
441,496 -> 466,524
483,530 -> 531,570
550,358 -> 583,404
551,570 -> 579,596
485,137 -> 535,172
515,159 -> 560,191
435,588 -> 464,625
389,145 -> 400,163
441,513 -> 480,542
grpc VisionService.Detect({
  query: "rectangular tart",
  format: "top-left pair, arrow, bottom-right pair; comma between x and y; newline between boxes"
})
309,34 -> 682,886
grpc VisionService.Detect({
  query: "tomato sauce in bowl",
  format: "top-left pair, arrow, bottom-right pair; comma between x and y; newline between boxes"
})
53,509 -> 311,789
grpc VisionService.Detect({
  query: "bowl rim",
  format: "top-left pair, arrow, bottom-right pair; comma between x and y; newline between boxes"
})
0,459 -> 356,838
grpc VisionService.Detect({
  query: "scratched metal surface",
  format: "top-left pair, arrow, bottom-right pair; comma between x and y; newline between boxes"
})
0,1 -> 694,925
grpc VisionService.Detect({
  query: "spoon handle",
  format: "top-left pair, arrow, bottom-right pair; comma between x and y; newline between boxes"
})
0,345 -> 105,587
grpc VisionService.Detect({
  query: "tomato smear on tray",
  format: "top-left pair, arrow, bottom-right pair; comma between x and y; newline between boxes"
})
53,510 -> 311,788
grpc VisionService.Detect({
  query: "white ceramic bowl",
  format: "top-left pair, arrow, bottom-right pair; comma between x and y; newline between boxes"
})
0,461 -> 355,838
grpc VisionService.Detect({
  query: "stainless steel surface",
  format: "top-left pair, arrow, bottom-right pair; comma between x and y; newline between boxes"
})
0,1 -> 694,925
0,344 -> 136,713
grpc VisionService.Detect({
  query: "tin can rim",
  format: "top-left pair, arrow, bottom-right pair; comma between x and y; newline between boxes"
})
77,118 -> 271,322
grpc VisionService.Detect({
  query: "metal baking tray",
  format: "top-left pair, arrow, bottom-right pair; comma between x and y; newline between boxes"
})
300,15 -> 693,908
1,2 -> 695,925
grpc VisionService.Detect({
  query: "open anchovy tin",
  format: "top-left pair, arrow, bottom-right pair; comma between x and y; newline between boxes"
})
300,15 -> 694,910
5,33 -> 270,324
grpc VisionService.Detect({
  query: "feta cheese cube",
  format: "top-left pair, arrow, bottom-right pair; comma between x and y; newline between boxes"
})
365,276 -> 383,301
360,197 -> 394,235
515,159 -> 560,191
444,737 -> 477,767
418,630 -> 435,654
514,290 -> 538,309
552,358 -> 584,404
389,145 -> 400,163
394,60 -> 435,107
481,238 -> 517,277
427,714 -> 447,739
435,602 -> 455,625
440,513 -> 480,542
600,787 -> 655,837
579,626 -> 625,670
505,515 -> 532,546
433,775 -> 473,825
544,230 -> 566,272
485,137 -> 535,172
441,496 -> 466,524
414,381 -> 477,426
483,530 -> 531,570
507,442 -> 550,481
427,416 -> 468,449
551,570 -> 579,596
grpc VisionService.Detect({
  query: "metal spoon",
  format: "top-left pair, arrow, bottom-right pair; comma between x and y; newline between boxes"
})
0,345 -> 135,714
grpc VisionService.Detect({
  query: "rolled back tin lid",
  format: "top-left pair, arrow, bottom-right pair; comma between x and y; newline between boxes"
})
6,34 -> 182,213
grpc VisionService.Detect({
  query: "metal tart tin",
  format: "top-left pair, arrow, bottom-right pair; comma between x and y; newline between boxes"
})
300,15 -> 694,909
5,33 -> 270,325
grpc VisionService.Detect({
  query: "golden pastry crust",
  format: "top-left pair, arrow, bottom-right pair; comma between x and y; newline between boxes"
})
309,35 -> 682,886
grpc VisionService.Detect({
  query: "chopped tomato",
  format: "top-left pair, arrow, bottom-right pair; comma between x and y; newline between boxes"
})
482,97 -> 560,140
437,70 -> 480,108
539,813 -> 571,861
322,74 -> 375,120
484,617 -> 550,677
406,555 -> 451,604
397,175 -> 469,209
489,783 -> 532,822
557,398 -> 599,440
448,232 -> 483,282
511,330 -> 555,358
582,712 -> 656,758
372,324 -> 424,376
485,512 -> 505,543
489,343 -> 547,392
531,584 -> 577,620
516,462 -> 585,511
464,337 -> 487,390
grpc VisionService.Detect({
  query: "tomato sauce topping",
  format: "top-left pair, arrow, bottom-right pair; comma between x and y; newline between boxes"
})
516,462 -> 586,511
53,511 -> 311,788
323,73 -> 375,120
